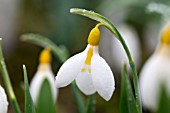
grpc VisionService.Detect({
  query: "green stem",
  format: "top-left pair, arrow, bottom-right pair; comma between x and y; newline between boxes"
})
113,27 -> 141,113
86,95 -> 95,113
71,82 -> 86,113
0,39 -> 21,113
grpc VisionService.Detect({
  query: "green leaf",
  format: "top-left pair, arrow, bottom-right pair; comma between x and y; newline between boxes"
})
36,79 -> 56,113
21,33 -> 69,63
71,82 -> 85,113
23,65 -> 36,113
85,95 -> 95,113
0,39 -> 21,113
120,63 -> 137,113
157,85 -> 170,113
70,8 -> 142,113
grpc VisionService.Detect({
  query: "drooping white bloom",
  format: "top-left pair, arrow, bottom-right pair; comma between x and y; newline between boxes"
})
0,85 -> 8,113
55,24 -> 115,101
30,48 -> 58,104
112,24 -> 141,71
140,24 -> 170,110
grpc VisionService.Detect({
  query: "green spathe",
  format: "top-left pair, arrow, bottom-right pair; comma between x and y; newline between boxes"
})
36,78 -> 56,113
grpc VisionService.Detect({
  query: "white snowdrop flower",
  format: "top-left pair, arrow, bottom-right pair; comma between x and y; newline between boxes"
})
112,24 -> 141,71
140,24 -> 170,111
55,23 -> 115,101
30,48 -> 58,104
0,85 -> 8,113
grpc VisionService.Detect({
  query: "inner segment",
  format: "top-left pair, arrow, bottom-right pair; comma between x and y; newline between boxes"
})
81,47 -> 93,74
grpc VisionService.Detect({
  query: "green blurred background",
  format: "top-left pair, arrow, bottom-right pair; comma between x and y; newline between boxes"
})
0,0 -> 170,113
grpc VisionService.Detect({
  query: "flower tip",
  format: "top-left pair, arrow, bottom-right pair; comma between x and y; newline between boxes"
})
39,48 -> 51,64
161,24 -> 170,45
103,95 -> 112,101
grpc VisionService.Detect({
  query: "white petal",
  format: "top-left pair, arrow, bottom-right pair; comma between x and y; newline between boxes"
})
76,71 -> 96,95
0,85 -> 8,113
91,53 -> 115,101
55,45 -> 90,88
140,54 -> 170,110
30,64 -> 57,104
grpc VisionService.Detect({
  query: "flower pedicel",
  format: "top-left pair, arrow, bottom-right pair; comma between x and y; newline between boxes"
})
55,23 -> 115,101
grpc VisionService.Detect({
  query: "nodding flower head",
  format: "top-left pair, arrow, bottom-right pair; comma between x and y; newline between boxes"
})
55,23 -> 115,101
140,24 -> 170,111
30,48 -> 58,104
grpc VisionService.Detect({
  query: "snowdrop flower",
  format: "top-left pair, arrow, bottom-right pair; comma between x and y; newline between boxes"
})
55,23 -> 115,101
30,48 -> 58,104
140,24 -> 170,110
0,85 -> 8,113
112,24 -> 141,71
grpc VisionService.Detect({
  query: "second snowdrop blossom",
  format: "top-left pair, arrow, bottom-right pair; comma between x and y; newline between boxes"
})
0,85 -> 8,113
55,23 -> 115,101
140,24 -> 170,111
30,48 -> 58,104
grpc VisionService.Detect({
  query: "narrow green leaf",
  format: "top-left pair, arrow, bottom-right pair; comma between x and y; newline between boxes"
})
23,65 -> 36,113
36,79 -> 56,113
0,39 -> 21,113
70,8 -> 142,113
71,82 -> 85,113
86,95 -> 95,113
157,85 -> 170,113
120,63 -> 137,113
21,33 -> 69,63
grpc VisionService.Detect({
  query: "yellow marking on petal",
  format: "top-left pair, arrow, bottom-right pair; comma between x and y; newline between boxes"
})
85,47 -> 93,65
88,23 -> 103,46
39,48 -> 51,64
161,25 -> 170,45
81,68 -> 85,72
88,69 -> 91,74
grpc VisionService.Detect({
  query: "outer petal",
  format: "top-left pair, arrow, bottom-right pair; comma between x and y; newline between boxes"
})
91,53 -> 115,101
76,71 -> 96,95
55,45 -> 91,88
30,64 -> 57,104
0,85 -> 8,113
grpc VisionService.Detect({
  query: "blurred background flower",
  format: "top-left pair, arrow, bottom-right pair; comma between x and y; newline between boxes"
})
30,48 -> 58,104
1,0 -> 170,113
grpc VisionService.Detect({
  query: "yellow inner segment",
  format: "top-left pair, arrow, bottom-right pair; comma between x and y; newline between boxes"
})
161,25 -> 170,45
81,47 -> 93,73
39,48 -> 51,64
81,68 -> 85,72
85,47 -> 93,65
88,23 -> 102,46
